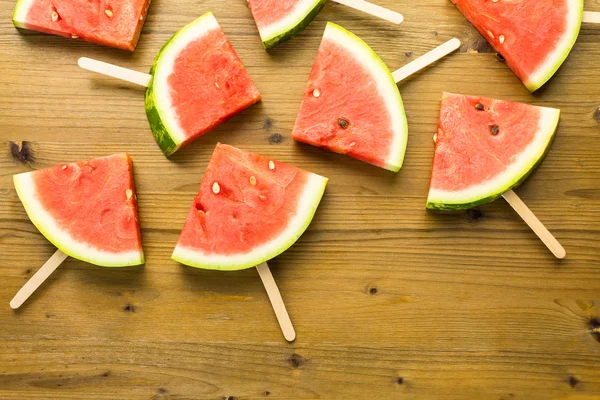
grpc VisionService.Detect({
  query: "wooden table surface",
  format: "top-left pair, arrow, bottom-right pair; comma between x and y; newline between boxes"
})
1,0 -> 599,398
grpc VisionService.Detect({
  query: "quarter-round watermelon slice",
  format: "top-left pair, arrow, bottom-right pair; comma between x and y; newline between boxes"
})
427,93 -> 560,210
291,22 -> 408,172
145,13 -> 262,157
452,0 -> 583,92
247,0 -> 327,49
172,143 -> 328,271
12,0 -> 151,51
13,154 -> 144,267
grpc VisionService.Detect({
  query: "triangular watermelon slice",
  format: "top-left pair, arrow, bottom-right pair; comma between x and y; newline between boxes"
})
427,93 -> 560,210
452,0 -> 583,92
291,22 -> 408,172
247,0 -> 327,49
13,154 -> 144,266
172,144 -> 328,271
145,13 -> 262,157
12,0 -> 151,51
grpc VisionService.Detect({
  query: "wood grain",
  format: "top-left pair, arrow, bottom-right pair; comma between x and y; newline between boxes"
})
1,0 -> 599,398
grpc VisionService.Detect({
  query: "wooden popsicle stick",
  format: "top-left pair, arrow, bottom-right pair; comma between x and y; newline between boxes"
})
10,249 -> 69,309
256,262 -> 296,342
393,38 -> 461,83
78,57 -> 151,87
332,0 -> 403,24
583,11 -> 600,24
502,190 -> 566,259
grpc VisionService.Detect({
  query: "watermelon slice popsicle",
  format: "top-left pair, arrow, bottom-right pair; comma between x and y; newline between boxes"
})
12,0 -> 151,51
292,22 -> 461,172
78,12 -> 262,157
427,93 -> 565,259
10,154 -> 145,309
247,0 -> 403,49
172,144 -> 328,342
451,1 -> 600,92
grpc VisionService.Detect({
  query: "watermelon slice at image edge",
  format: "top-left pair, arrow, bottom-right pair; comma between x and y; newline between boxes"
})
13,154 -> 145,267
12,0 -> 151,51
292,22 -> 408,172
427,93 -> 560,211
145,12 -> 262,157
452,0 -> 583,92
172,143 -> 328,271
247,0 -> 327,49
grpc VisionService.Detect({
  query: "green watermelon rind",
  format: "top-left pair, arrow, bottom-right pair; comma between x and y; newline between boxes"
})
426,107 -> 561,211
524,0 -> 583,92
144,12 -> 218,157
323,22 -> 409,172
13,171 -> 145,267
254,0 -> 328,49
171,174 -> 328,271
12,0 -> 34,28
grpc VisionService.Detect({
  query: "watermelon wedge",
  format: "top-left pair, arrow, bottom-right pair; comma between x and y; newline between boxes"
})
291,22 -> 408,172
13,154 -> 144,267
427,93 -> 560,210
172,143 -> 328,271
452,0 -> 583,92
12,0 -> 151,51
145,13 -> 262,157
247,0 -> 327,49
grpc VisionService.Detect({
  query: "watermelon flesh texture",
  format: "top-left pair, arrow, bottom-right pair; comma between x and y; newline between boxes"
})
13,154 -> 144,267
145,13 -> 262,157
427,93 -> 560,211
12,0 -> 151,51
292,22 -> 408,172
247,0 -> 327,48
452,0 -> 583,92
172,143 -> 328,271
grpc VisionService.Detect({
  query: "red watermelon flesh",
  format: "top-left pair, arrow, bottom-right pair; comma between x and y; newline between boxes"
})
173,143 -> 328,270
13,153 -> 144,266
169,29 -> 261,148
427,93 -> 560,210
451,0 -> 583,91
13,0 -> 151,51
292,23 -> 408,172
249,0 -> 305,31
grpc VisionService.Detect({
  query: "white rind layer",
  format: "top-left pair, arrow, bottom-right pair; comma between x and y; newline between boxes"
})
13,172 -> 145,267
12,0 -> 35,28
324,23 -> 409,172
172,173 -> 328,271
427,106 -> 560,206
152,13 -> 220,146
524,0 -> 583,91
256,0 -> 322,44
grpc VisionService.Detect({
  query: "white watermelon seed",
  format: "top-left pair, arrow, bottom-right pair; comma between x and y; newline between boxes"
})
268,161 -> 275,170
349,142 -> 356,147
71,34 -> 78,39
259,195 -> 267,201
139,15 -> 144,21
433,133 -> 437,143
313,89 -> 321,98
499,35 -> 505,44
215,82 -> 220,88
212,182 -> 220,194
61,165 -> 67,170
126,189 -> 133,200
51,11 -> 59,22
250,176 -> 256,186
105,9 -> 113,18
487,30 -> 495,39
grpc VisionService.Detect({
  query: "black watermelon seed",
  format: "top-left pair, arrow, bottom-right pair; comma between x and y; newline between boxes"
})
490,125 -> 500,135
475,103 -> 484,111
338,118 -> 349,129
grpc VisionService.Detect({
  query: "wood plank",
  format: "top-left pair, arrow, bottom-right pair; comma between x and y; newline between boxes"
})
0,0 -> 599,398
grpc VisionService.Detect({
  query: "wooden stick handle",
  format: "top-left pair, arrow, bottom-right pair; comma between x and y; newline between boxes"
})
393,38 -> 461,83
256,262 -> 296,342
10,249 -> 69,309
332,0 -> 403,24
583,11 -> 600,24
502,190 -> 566,259
78,57 -> 152,87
